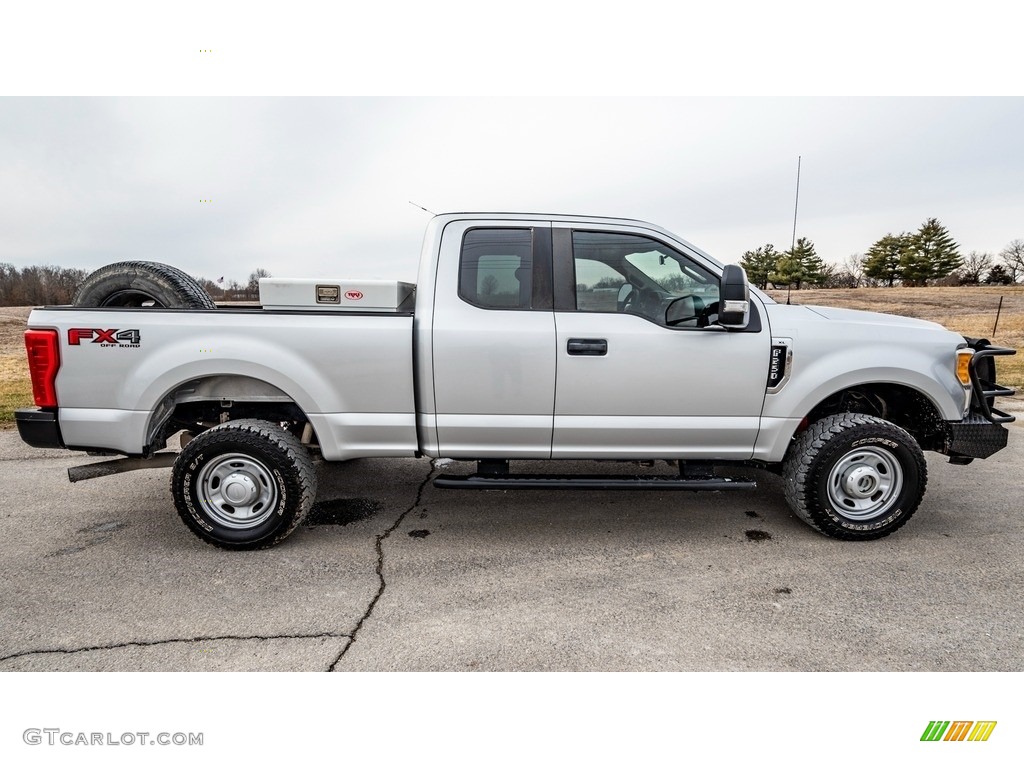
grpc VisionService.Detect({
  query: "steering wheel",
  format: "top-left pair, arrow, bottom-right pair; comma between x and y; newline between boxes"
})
617,285 -> 637,312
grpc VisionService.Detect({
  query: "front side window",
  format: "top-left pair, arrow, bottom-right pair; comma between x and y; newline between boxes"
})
572,231 -> 719,326
460,228 -> 533,310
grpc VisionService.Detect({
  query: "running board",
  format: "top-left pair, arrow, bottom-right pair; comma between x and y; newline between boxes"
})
433,474 -> 755,491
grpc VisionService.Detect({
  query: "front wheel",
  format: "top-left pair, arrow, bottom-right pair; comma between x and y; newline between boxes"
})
171,419 -> 316,550
783,413 -> 927,540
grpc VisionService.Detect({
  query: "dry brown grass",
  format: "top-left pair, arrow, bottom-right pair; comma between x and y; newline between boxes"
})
0,308 -> 32,427
1,289 -> 1021,428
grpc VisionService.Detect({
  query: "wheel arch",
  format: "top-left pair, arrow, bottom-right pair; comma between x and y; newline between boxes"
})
801,382 -> 950,452
145,373 -> 321,451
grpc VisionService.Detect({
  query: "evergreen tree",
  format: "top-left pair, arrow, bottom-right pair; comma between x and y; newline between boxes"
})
985,264 -> 1013,285
771,237 -> 820,289
770,255 -> 805,289
793,237 -> 825,287
863,233 -> 909,287
739,244 -> 779,290
903,217 -> 962,286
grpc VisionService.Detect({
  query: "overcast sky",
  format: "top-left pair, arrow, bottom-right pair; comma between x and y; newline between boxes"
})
2,3 -> 1022,285
2,97 -> 1022,284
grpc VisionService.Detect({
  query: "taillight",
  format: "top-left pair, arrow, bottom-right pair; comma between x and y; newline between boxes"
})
24,329 -> 60,408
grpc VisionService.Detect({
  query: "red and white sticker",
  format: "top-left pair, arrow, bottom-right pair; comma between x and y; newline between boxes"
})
345,290 -> 364,301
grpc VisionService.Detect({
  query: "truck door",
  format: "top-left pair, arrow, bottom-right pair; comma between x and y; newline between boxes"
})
551,226 -> 770,459
430,222 -> 556,458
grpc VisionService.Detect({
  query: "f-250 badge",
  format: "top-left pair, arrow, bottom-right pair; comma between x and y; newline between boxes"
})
68,328 -> 141,347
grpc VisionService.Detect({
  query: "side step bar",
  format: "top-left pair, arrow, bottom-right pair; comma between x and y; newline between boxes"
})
434,460 -> 755,491
434,474 -> 756,491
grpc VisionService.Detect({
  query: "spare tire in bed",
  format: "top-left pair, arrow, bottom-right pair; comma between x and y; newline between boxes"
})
74,261 -> 217,309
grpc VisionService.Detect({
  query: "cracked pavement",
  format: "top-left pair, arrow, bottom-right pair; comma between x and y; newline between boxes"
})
1,422 -> 1023,671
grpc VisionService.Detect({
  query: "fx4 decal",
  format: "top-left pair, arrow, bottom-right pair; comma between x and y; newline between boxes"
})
68,328 -> 142,347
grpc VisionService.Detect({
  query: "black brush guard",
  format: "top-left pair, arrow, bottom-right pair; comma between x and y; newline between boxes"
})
965,338 -> 1016,424
947,338 -> 1016,461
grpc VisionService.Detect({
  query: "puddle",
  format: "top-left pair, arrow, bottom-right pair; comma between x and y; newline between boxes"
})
408,529 -> 431,539
745,529 -> 772,541
744,510 -> 760,518
305,498 -> 381,526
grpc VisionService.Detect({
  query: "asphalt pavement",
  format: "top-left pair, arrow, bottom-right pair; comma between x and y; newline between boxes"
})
1,420 -> 1022,672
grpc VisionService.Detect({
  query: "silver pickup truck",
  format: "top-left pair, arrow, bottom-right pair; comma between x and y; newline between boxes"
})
16,213 -> 1017,548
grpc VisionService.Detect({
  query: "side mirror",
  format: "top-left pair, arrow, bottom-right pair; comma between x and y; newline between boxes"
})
665,294 -> 705,327
718,265 -> 750,329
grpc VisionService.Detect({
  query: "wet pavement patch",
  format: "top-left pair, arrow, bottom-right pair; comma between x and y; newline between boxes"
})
744,510 -> 760,518
408,529 -> 431,539
305,498 -> 381,526
774,587 -> 792,594
745,529 -> 772,541
77,520 -> 128,534
48,520 -> 129,557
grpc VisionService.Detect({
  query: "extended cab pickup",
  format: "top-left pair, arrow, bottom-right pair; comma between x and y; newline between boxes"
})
16,213 -> 1017,548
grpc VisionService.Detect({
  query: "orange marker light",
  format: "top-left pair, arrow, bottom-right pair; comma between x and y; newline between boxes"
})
956,349 -> 973,386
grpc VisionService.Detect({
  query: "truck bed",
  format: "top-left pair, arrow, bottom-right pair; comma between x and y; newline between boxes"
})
29,306 -> 417,460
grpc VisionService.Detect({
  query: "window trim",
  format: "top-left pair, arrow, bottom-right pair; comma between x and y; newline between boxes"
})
553,227 -> 762,333
457,226 -> 553,312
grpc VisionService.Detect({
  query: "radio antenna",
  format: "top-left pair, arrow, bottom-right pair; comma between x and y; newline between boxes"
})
409,201 -> 435,215
787,155 -> 802,305
791,155 -> 802,253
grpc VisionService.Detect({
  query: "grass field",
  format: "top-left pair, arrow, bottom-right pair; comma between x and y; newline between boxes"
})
765,286 -> 1024,392
1,286 -> 1022,427
0,308 -> 32,427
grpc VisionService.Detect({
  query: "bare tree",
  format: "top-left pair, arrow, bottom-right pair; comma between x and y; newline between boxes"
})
959,251 -> 994,285
999,239 -> 1024,283
247,268 -> 272,299
480,274 -> 499,296
842,254 -> 864,287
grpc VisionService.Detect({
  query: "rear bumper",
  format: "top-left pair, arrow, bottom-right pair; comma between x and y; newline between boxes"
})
15,408 -> 65,449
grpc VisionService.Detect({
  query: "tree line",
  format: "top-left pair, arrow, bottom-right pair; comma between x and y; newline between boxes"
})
740,218 -> 1024,289
0,264 -> 273,306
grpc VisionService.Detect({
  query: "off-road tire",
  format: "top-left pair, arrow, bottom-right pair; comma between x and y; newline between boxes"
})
171,420 -> 316,550
783,412 -> 927,541
74,260 -> 217,309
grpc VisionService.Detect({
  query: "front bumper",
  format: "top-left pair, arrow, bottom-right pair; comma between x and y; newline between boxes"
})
947,414 -> 1008,459
15,408 -> 65,449
945,339 -> 1016,460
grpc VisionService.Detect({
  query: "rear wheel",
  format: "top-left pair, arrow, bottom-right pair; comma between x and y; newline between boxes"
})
783,413 -> 927,540
171,420 -> 316,550
74,260 -> 216,309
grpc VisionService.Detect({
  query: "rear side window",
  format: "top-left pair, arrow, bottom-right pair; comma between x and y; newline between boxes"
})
459,228 -> 533,309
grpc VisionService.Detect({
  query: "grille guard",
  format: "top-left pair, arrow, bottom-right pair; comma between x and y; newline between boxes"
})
964,338 -> 1016,424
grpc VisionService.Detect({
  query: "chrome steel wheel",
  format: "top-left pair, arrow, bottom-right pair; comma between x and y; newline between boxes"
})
826,446 -> 903,520
195,453 -> 278,529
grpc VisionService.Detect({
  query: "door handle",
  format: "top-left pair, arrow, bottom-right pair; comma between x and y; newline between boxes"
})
567,338 -> 608,356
